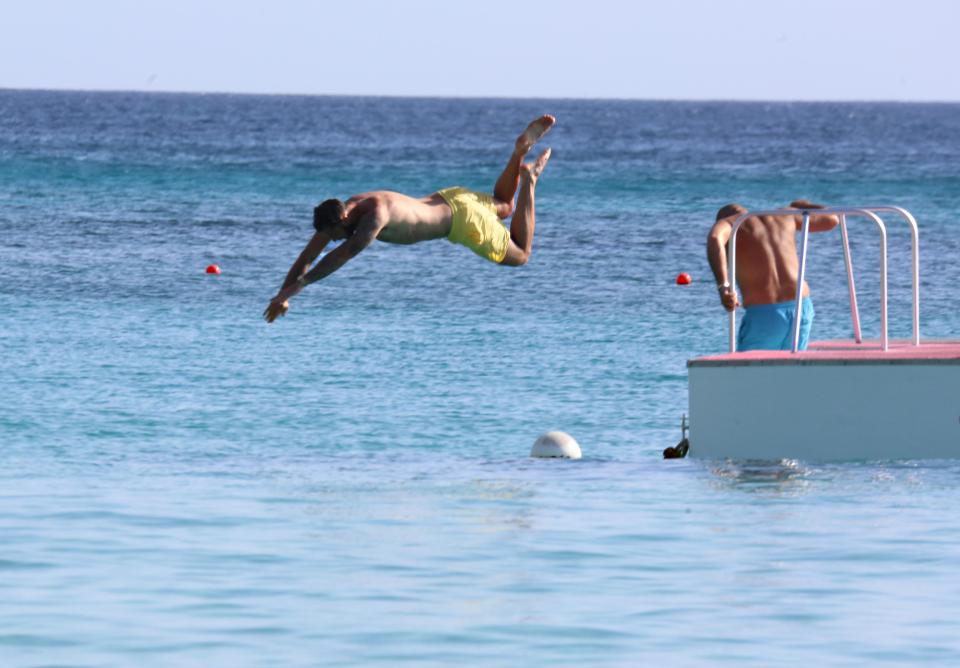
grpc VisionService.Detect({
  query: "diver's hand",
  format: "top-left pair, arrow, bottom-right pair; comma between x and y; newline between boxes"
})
264,297 -> 289,323
264,279 -> 305,324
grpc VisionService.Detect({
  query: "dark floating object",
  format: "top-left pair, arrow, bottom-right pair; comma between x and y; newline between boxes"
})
663,414 -> 689,459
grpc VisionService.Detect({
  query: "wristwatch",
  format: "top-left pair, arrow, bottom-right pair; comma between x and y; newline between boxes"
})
718,281 -> 731,293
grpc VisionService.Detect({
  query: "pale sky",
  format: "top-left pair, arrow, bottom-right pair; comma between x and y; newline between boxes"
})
2,0 -> 959,101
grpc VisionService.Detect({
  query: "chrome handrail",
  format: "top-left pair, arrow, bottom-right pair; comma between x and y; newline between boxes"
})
726,205 -> 917,353
859,206 -> 920,345
839,213 -> 862,344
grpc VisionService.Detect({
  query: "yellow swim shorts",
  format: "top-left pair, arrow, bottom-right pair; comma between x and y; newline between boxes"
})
437,187 -> 510,264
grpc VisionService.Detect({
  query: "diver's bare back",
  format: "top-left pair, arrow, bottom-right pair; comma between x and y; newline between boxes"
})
345,191 -> 453,244
735,212 -> 806,306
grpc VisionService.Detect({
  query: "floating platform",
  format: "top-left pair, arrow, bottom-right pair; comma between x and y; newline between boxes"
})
686,205 -> 959,461
688,340 -> 960,461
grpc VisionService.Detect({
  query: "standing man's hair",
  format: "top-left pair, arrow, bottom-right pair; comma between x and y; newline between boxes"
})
716,203 -> 746,221
313,199 -> 346,232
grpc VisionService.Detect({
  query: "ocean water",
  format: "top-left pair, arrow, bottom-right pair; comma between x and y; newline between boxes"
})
2,90 -> 960,666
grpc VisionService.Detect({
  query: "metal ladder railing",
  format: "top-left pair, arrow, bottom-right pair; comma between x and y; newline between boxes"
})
727,206 -> 919,353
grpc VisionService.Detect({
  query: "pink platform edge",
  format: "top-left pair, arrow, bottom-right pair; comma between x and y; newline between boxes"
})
691,340 -> 960,364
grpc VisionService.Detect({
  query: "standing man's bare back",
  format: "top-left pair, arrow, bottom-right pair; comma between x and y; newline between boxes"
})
264,115 -> 555,324
707,200 -> 839,350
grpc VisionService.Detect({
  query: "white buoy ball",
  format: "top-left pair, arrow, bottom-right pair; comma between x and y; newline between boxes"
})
531,431 -> 582,459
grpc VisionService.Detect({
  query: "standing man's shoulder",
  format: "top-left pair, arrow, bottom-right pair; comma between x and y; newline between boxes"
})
709,203 -> 748,236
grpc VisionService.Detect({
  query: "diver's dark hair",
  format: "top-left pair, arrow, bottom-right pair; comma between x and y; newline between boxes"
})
313,199 -> 346,232
716,203 -> 746,221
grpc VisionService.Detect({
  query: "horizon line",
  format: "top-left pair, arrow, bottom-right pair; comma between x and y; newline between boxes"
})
2,85 -> 959,105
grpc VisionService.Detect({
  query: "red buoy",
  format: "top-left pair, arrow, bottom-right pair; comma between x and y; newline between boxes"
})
206,264 -> 221,275
676,272 -> 691,285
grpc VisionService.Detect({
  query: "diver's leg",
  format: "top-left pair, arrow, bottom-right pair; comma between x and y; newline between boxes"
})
499,149 -> 551,266
493,115 -> 555,218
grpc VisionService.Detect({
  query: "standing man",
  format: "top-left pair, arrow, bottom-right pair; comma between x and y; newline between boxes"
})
707,201 -> 839,351
264,115 -> 555,324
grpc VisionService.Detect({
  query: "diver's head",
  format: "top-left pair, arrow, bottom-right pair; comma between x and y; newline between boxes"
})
313,199 -> 349,239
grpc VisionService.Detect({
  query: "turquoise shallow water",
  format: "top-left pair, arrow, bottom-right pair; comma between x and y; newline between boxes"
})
2,91 -> 960,666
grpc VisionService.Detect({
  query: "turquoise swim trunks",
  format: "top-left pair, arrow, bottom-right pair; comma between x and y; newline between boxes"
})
738,298 -> 815,351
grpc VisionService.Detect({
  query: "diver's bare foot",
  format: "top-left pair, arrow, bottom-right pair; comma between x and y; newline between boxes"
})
515,115 -> 556,154
520,148 -> 551,184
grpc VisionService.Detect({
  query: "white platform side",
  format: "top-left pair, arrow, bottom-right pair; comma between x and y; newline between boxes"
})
689,362 -> 960,461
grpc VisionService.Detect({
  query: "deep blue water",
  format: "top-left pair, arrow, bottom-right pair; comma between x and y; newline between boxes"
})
2,90 -> 960,666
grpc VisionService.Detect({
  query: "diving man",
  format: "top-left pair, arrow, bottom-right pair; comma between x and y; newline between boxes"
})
264,115 -> 555,323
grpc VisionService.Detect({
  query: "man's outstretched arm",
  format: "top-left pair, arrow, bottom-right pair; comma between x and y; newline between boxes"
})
281,232 -> 331,290
263,209 -> 386,323
263,232 -> 331,323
